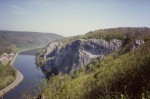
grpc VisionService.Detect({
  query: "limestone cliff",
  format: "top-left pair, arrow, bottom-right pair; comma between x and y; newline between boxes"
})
42,39 -> 122,73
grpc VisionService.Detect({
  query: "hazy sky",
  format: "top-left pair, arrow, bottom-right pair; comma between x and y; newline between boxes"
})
0,0 -> 150,36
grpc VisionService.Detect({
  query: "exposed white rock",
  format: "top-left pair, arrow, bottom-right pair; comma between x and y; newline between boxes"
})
135,40 -> 145,46
44,42 -> 62,59
43,39 -> 122,73
132,40 -> 145,50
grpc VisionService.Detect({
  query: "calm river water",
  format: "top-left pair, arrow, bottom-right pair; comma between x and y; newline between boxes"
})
3,54 -> 45,99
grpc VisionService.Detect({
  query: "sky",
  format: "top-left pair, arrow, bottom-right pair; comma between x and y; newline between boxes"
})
0,0 -> 150,36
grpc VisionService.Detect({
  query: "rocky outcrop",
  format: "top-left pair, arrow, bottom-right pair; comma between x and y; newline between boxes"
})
132,40 -> 145,50
43,39 -> 122,73
135,40 -> 145,45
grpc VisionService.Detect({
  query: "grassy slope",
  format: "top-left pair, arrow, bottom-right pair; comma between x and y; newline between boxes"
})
39,27 -> 150,99
41,43 -> 150,99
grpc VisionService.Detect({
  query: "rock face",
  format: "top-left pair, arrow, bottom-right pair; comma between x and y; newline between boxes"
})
130,40 -> 145,51
43,39 -> 122,73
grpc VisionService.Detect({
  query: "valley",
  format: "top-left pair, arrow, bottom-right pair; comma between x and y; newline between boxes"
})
0,30 -> 63,99
0,0 -> 149,98
0,27 -> 150,99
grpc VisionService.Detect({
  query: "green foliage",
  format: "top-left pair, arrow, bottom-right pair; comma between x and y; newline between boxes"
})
40,40 -> 150,99
6,44 -> 17,53
0,63 -> 16,89
35,27 -> 150,99
91,41 -> 150,98
84,30 -> 127,41
36,49 -> 47,66
83,27 -> 150,41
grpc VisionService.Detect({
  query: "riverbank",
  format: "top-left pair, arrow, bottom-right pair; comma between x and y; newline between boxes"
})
19,48 -> 42,55
0,52 -> 24,97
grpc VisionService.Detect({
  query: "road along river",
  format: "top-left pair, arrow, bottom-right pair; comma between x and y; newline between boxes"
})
1,54 -> 45,99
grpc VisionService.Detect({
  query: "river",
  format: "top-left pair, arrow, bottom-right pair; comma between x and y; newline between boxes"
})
3,54 -> 45,99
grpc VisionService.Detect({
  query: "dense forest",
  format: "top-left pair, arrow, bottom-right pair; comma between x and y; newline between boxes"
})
36,27 -> 150,99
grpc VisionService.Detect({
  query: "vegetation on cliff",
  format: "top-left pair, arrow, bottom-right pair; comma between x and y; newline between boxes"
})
36,27 -> 150,67
37,27 -> 150,99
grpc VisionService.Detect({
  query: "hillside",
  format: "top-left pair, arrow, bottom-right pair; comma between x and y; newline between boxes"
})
0,30 -> 63,53
37,27 -> 150,70
36,27 -> 150,99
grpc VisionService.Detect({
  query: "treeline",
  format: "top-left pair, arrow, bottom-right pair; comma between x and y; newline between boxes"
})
0,30 -> 63,51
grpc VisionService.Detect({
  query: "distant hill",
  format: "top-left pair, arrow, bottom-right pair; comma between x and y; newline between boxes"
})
0,30 -> 63,52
